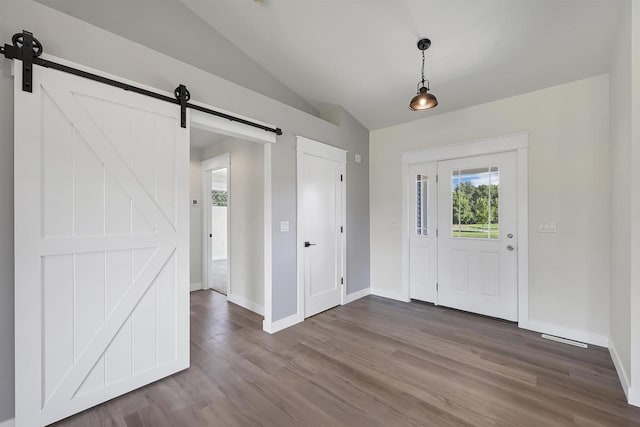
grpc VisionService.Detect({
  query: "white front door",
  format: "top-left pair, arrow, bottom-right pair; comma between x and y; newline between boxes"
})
409,162 -> 438,303
14,62 -> 189,426
437,151 -> 518,321
297,138 -> 345,318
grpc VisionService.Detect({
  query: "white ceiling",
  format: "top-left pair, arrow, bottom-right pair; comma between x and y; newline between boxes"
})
180,0 -> 623,130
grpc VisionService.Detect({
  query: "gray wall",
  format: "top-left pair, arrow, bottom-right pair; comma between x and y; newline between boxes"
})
270,107 -> 371,320
0,1 -> 370,422
189,104 -> 370,321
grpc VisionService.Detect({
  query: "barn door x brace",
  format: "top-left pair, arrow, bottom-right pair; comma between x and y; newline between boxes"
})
1,30 -> 283,135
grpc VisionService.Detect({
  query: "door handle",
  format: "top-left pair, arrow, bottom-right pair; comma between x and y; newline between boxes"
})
304,241 -> 316,248
209,234 -> 212,238
506,245 -> 515,252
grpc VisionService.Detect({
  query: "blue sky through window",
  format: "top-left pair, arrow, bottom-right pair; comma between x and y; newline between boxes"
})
452,168 -> 499,190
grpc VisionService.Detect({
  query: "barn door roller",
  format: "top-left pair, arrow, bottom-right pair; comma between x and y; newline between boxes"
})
1,30 -> 283,135
1,31 -> 41,92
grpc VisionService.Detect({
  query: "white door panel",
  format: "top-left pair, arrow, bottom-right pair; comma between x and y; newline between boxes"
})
302,153 -> 342,316
408,162 -> 438,303
206,166 -> 230,294
14,64 -> 189,426
298,139 -> 345,318
437,151 -> 518,321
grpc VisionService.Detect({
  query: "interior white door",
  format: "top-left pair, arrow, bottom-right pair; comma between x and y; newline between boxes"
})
14,62 -> 189,426
437,151 -> 518,321
408,162 -> 438,303
298,139 -> 345,318
210,169 -> 229,261
207,167 -> 229,295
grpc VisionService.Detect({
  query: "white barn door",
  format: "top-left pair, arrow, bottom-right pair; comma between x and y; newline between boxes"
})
14,62 -> 190,426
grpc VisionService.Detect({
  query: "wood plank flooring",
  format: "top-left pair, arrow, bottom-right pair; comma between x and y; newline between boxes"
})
54,291 -> 640,426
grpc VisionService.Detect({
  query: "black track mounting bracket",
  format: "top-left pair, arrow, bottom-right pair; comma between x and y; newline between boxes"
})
2,29 -> 283,135
1,30 -> 43,92
174,84 -> 191,129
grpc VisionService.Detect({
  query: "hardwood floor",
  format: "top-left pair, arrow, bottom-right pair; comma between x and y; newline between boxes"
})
54,291 -> 640,426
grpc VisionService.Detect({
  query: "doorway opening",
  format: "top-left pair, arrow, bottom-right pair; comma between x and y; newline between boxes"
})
208,167 -> 229,295
190,127 -> 266,317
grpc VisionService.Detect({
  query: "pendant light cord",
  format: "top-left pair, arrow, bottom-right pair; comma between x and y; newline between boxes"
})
421,49 -> 426,87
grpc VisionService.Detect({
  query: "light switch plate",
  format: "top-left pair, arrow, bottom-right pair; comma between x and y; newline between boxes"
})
280,221 -> 290,232
355,153 -> 362,163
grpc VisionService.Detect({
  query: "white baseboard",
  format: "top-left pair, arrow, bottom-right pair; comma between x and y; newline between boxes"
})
609,343 -> 631,401
526,320 -> 608,347
262,313 -> 300,334
370,287 -> 410,302
630,386 -> 640,407
227,293 -> 264,316
190,282 -> 203,292
0,417 -> 15,427
344,287 -> 370,304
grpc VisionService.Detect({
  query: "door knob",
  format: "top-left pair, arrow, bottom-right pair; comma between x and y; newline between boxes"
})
506,245 -> 515,251
304,241 -> 316,248
507,233 -> 514,239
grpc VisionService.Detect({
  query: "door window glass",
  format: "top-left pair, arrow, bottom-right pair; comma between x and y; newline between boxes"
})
416,174 -> 429,235
451,167 -> 499,239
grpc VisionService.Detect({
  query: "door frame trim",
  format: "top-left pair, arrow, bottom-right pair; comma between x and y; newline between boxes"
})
201,153 -> 231,296
296,136 -> 347,322
401,132 -> 529,328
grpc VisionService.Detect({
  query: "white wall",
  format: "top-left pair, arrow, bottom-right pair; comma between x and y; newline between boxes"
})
608,0 -> 640,406
608,0 -> 632,398
630,0 -> 640,405
190,148 -> 203,288
370,75 -> 610,345
200,137 -> 265,309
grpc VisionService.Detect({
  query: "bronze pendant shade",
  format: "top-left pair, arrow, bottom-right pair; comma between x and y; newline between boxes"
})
410,86 -> 438,110
409,38 -> 438,111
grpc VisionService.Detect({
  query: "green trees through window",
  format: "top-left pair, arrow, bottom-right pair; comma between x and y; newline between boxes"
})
211,190 -> 228,207
452,167 -> 499,239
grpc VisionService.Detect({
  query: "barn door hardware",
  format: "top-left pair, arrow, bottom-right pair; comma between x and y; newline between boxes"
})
174,84 -> 190,129
1,30 -> 283,135
1,31 -> 42,92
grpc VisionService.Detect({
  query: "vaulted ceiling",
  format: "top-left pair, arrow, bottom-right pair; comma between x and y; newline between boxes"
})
37,0 -> 625,131
180,0 -> 624,130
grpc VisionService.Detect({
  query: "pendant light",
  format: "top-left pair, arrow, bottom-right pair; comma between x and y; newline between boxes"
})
409,38 -> 438,111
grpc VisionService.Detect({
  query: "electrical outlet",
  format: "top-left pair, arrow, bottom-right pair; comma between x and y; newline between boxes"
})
537,222 -> 557,233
